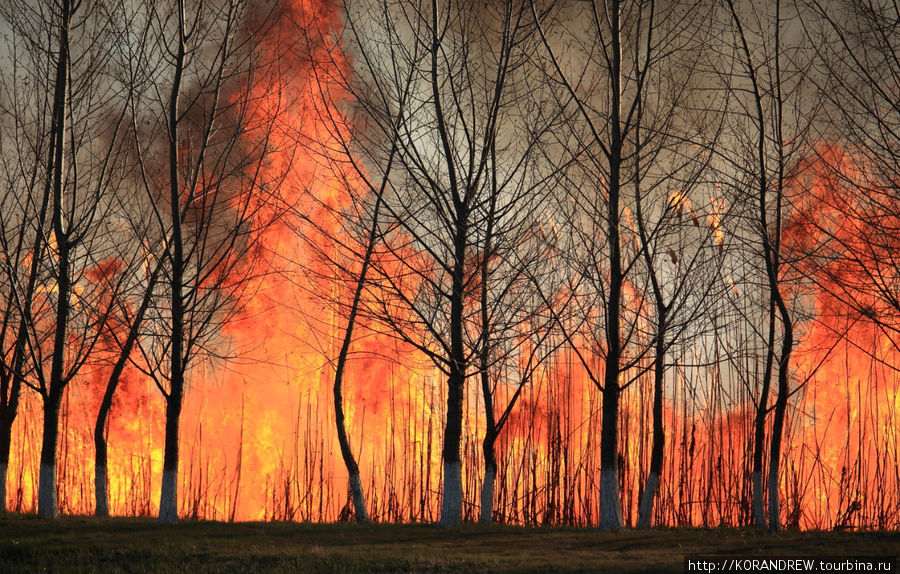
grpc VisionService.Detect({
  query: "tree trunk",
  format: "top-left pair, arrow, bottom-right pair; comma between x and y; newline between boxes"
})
159,0 -> 186,526
478,282 -> 497,525
348,472 -> 367,523
637,471 -> 659,529
600,258 -> 623,530
159,204 -> 184,525
599,162 -> 625,532
439,204 -> 467,527
0,419 -> 12,512
598,0 -> 624,533
638,323 -> 666,529
95,462 -> 109,517
440,459 -> 463,527
0,461 -> 6,512
599,383 -> 623,531
37,391 -> 62,519
752,470 -> 765,527
0,395 -> 16,512
330,174 -> 391,525
439,363 -> 465,526
752,303 -> 776,528
768,301 -> 793,532
40,235 -> 71,521
480,432 -> 497,525
158,384 -> 182,524
94,260 -> 160,517
599,164 -> 624,531
335,363 -> 368,522
37,0 -> 72,522
439,284 -> 466,527
94,376 -> 118,517
767,410 -> 784,531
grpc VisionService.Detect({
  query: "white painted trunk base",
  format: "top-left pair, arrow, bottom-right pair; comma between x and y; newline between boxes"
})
159,469 -> 178,524
599,467 -> 623,531
95,464 -> 109,517
439,461 -> 462,527
479,465 -> 496,524
38,463 -> 58,519
637,471 -> 659,528
768,470 -> 780,531
349,473 -> 369,523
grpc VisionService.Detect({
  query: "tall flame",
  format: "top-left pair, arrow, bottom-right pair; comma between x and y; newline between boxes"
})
3,4 -> 898,530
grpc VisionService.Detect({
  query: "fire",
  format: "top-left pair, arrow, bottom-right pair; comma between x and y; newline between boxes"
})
2,3 -> 898,530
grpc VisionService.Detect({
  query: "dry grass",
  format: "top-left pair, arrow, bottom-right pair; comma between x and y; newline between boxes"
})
1,514 -> 897,573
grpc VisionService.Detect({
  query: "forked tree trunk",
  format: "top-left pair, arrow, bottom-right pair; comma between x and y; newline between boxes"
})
158,0 -> 186,526
1,342 -> 26,514
726,0 -> 791,532
766,0 -> 792,531
37,0 -> 72,522
431,0 -> 468,527
1,126 -> 49,513
598,0 -> 625,533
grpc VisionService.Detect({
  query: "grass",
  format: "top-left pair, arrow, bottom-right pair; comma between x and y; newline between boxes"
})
0,514 -> 896,573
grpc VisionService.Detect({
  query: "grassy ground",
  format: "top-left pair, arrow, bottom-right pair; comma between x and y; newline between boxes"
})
0,514 -> 896,573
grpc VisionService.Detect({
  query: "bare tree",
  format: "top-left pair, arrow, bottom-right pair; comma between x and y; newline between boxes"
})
334,0 -> 550,526
92,222 -> 167,517
1,0 -> 134,519
532,0 -> 718,530
0,17 -> 54,511
120,0 -> 281,523
473,133 -> 563,524
718,0 -> 817,531
0,46 -> 52,512
630,50 -> 726,526
284,95 -> 403,524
